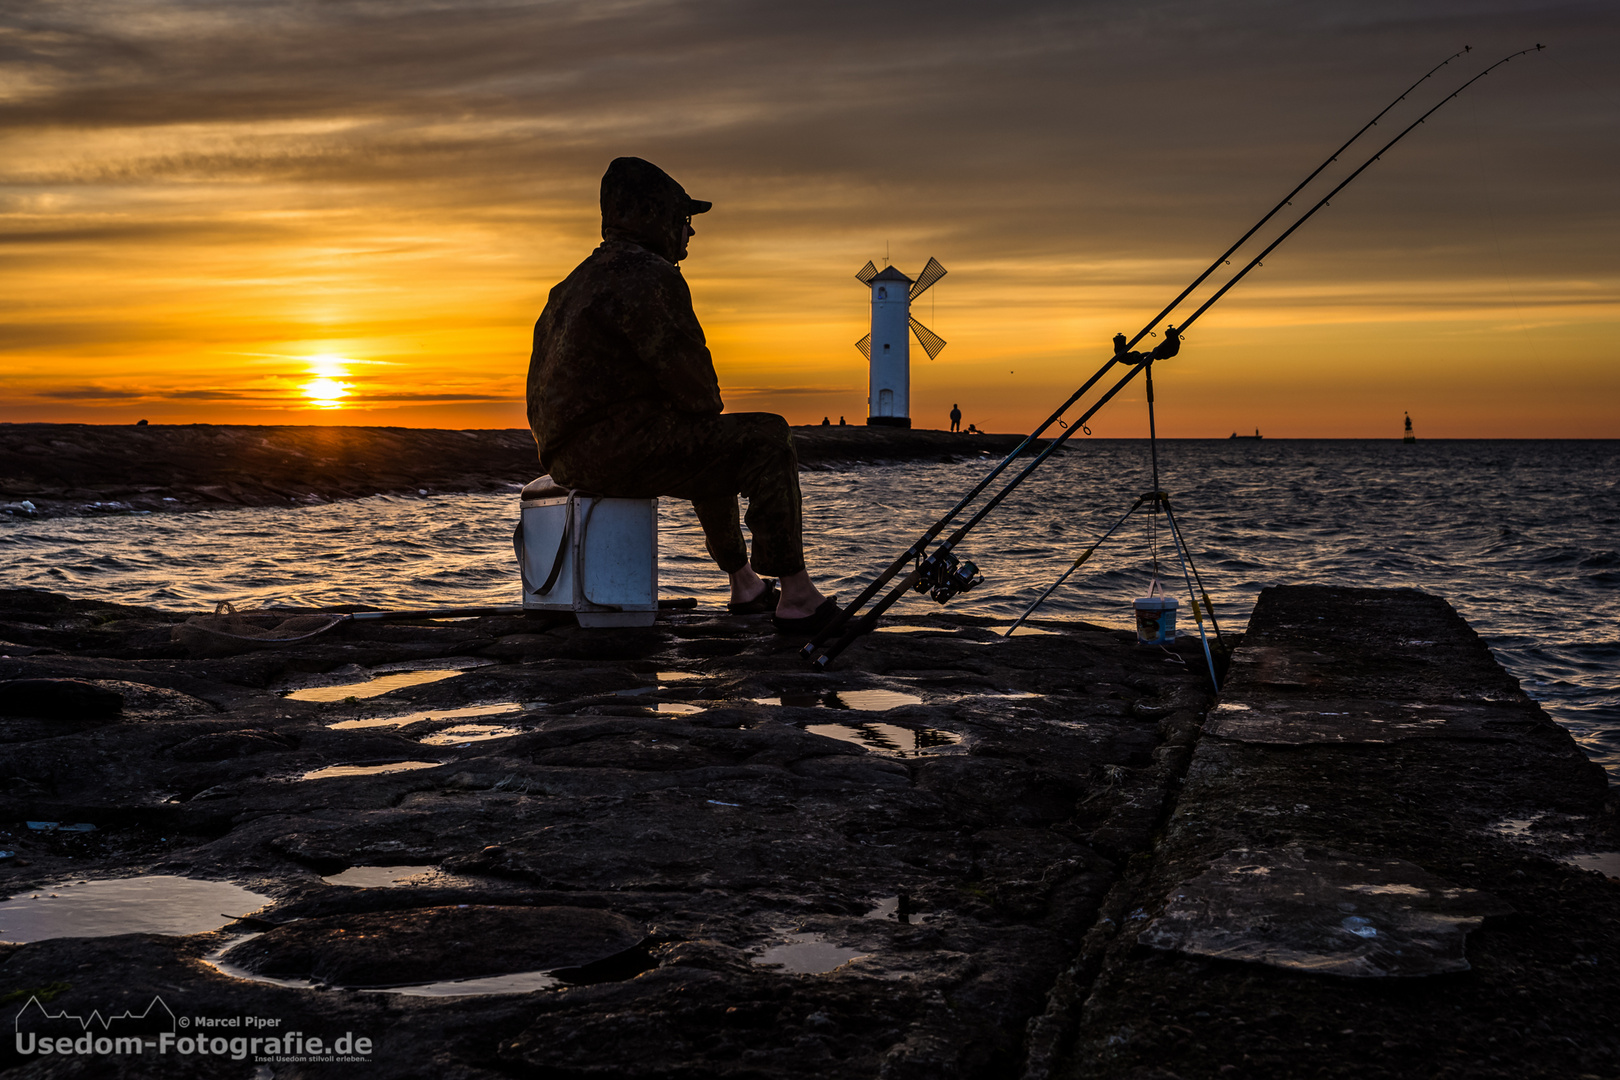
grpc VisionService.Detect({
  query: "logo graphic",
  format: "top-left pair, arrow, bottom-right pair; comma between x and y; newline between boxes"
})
14,994 -> 176,1056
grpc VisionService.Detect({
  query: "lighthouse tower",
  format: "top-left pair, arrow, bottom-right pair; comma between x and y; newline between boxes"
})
854,257 -> 947,429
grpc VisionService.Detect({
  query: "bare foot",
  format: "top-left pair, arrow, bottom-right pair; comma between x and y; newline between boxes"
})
728,565 -> 770,606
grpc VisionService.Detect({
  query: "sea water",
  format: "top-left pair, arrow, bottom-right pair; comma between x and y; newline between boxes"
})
3,439 -> 1615,776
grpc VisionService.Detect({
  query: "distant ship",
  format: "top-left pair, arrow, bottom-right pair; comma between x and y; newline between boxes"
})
1404,412 -> 1416,443
1229,428 -> 1263,440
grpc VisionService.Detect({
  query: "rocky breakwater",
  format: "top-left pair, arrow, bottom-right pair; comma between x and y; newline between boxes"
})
0,423 -> 1050,518
1039,586 -> 1620,1080
0,586 -> 1210,1077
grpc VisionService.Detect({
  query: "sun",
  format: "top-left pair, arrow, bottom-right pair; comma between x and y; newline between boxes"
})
299,354 -> 352,409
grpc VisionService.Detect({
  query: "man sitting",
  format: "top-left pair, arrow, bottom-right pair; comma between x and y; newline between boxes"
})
526,157 -> 835,633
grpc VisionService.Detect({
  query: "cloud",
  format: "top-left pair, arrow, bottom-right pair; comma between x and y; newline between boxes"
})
30,385 -> 150,400
1,0 -> 1615,433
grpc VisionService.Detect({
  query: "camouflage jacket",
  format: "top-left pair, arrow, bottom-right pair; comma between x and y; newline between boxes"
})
527,244 -> 722,467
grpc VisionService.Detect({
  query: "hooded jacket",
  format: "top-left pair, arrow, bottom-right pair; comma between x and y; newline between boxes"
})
527,158 -> 722,467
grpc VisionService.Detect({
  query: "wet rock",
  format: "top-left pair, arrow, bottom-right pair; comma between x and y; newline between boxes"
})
169,729 -> 296,761
221,904 -> 643,987
1138,846 -> 1512,977
0,678 -> 123,719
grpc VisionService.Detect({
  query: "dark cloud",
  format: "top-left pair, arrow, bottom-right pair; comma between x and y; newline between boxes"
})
30,385 -> 151,400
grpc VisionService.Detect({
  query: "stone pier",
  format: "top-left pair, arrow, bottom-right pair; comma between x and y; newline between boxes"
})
0,584 -> 1614,1078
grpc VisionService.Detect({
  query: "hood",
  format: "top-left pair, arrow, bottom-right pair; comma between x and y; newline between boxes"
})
599,157 -> 711,264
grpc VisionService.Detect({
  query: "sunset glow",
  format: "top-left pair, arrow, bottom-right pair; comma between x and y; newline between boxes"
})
1,2 -> 1615,436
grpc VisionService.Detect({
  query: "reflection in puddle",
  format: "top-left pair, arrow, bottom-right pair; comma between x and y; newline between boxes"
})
874,625 -> 955,634
1565,852 -> 1620,879
420,724 -> 528,745
864,895 -> 929,924
1488,815 -> 1543,839
754,689 -> 924,711
752,932 -> 868,974
323,865 -> 442,888
286,669 -> 464,702
205,938 -> 316,989
990,624 -> 1059,636
839,689 -> 924,710
369,971 -> 562,997
205,936 -> 562,996
331,702 -> 527,730
652,702 -> 705,715
301,761 -> 441,780
0,876 -> 270,943
807,722 -> 962,756
657,671 -> 701,681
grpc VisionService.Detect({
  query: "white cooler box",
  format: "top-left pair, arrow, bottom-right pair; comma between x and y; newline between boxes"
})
515,476 -> 658,627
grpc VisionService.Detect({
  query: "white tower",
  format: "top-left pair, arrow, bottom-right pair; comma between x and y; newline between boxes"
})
855,257 -> 947,428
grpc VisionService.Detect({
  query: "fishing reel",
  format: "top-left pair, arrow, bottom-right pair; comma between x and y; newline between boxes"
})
914,550 -> 983,605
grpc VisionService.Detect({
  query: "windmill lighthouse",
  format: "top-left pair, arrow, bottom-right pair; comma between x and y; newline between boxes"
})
855,257 -> 947,428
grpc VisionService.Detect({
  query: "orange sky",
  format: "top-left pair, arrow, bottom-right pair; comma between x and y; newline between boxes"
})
2,1 -> 1616,437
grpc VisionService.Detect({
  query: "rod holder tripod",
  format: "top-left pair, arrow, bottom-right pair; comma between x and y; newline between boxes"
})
1005,489 -> 1224,692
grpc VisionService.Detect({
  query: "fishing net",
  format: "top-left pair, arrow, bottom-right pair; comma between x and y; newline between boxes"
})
171,601 -> 345,658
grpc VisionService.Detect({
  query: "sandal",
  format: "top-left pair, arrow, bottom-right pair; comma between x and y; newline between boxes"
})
727,579 -> 779,615
772,596 -> 840,636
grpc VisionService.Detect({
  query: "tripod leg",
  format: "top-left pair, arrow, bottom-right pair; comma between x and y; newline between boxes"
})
1163,502 -> 1223,641
1005,499 -> 1147,637
1163,503 -> 1220,693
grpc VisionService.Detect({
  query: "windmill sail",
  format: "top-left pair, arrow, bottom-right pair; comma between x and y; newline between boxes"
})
909,257 -> 947,300
854,333 -> 872,359
909,317 -> 946,360
855,261 -> 879,285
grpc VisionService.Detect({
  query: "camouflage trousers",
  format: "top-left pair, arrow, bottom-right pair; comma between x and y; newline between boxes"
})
547,410 -> 805,577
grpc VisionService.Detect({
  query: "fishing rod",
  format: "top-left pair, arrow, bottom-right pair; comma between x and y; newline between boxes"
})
806,44 -> 1543,669
800,46 -> 1477,665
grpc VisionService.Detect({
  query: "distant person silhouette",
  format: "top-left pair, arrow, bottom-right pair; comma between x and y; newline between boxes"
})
949,404 -> 961,432
967,423 -> 979,434
821,416 -> 830,426
838,416 -> 846,426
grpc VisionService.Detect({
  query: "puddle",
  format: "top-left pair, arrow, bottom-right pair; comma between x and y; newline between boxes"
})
1564,852 -> 1620,879
204,939 -> 318,990
1488,815 -> 1544,839
874,625 -> 955,634
322,865 -> 444,888
206,939 -> 563,997
751,932 -> 868,974
656,671 -> 701,681
368,971 -> 562,997
25,822 -> 96,833
754,689 -> 924,711
806,722 -> 963,756
301,761 -> 442,780
419,724 -> 528,746
652,702 -> 705,715
838,689 -> 924,710
286,670 -> 465,702
864,896 -> 929,924
990,624 -> 1060,636
330,702 -> 527,731
0,876 -> 270,943
973,689 -> 1041,700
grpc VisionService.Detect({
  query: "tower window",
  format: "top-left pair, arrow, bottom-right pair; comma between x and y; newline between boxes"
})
883,344 -> 890,351
876,287 -> 887,299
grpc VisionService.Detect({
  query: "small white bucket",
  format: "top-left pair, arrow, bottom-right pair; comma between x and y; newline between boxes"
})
1134,594 -> 1178,645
